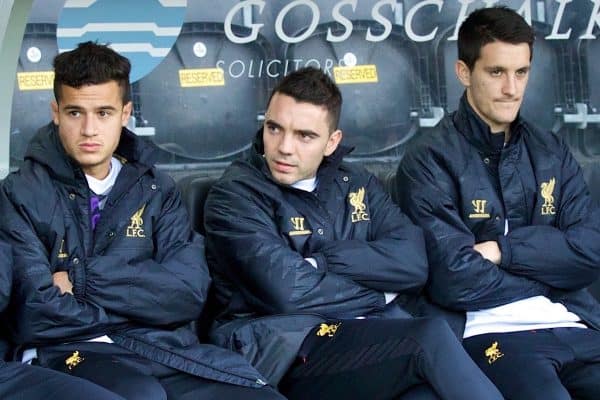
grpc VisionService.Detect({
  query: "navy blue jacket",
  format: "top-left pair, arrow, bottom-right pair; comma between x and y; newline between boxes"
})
204,133 -> 428,383
0,242 -> 12,361
396,95 -> 600,336
0,123 -> 267,387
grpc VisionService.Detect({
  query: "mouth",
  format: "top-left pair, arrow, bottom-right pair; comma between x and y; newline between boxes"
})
272,160 -> 295,173
79,142 -> 101,152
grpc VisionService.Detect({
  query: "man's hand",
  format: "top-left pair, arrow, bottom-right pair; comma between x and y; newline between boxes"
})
474,241 -> 502,265
53,271 -> 73,295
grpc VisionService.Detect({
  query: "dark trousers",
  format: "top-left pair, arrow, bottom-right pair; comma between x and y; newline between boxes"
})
279,318 -> 503,400
0,361 -> 124,400
463,328 -> 600,400
34,342 -> 284,400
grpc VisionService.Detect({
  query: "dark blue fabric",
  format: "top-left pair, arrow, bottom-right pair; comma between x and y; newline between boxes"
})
464,328 -> 600,400
205,132 -> 430,385
280,318 -> 502,400
0,123 -> 268,388
0,361 -> 124,400
396,94 -> 600,337
35,342 -> 285,400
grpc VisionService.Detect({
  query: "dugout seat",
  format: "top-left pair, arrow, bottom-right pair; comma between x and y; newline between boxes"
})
132,22 -> 274,164
283,19 -> 428,159
10,23 -> 57,166
176,173 -> 220,235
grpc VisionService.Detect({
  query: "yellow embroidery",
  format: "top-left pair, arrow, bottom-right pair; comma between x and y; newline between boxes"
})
57,239 -> 68,259
349,188 -> 370,222
469,199 -> 490,219
485,342 -> 504,364
289,217 -> 311,236
541,178 -> 556,215
65,351 -> 84,370
316,323 -> 341,337
126,204 -> 146,238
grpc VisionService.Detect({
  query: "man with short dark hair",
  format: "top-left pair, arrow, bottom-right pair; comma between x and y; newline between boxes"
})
397,7 -> 600,400
204,66 -> 504,400
0,41 -> 283,400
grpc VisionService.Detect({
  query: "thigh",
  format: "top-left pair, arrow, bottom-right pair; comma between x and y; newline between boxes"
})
159,372 -> 285,400
43,351 -> 167,400
0,362 -> 124,400
554,327 -> 600,363
464,331 -> 571,400
280,319 -> 428,400
398,384 -> 442,400
560,361 -> 600,400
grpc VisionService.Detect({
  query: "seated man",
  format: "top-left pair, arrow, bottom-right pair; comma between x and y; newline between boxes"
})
0,42 -> 282,400
0,241 -> 124,400
204,66 -> 503,400
396,6 -> 600,400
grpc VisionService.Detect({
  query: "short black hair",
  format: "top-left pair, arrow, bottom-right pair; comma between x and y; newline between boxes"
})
53,41 -> 131,104
458,6 -> 534,70
270,67 -> 342,132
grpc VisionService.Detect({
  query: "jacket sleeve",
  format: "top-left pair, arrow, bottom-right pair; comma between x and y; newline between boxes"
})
0,186 -> 122,345
311,174 -> 428,294
497,143 -> 600,290
80,186 -> 209,326
204,180 -> 386,319
396,149 -> 548,311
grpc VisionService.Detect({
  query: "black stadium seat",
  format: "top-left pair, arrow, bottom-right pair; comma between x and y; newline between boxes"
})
283,20 -> 425,159
132,22 -> 274,164
10,23 -> 58,166
176,174 -> 220,235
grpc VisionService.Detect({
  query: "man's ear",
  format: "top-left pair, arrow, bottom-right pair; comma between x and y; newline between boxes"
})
51,100 -> 59,125
455,60 -> 471,87
121,101 -> 133,126
325,129 -> 343,156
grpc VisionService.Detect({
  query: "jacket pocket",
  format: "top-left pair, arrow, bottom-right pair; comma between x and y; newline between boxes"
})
210,313 -> 324,386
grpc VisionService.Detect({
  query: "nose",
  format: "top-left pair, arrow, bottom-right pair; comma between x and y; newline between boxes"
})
277,132 -> 294,155
502,74 -> 517,96
81,115 -> 98,136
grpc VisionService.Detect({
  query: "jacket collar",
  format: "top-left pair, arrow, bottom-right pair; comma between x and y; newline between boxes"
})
24,122 -> 159,185
453,93 -> 525,153
249,129 -> 352,189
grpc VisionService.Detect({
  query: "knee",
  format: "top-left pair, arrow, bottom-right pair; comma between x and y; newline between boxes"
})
408,318 -> 457,345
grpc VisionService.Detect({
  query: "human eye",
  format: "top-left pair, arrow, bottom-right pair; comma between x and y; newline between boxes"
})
516,68 -> 529,77
98,110 -> 112,118
67,110 -> 80,117
266,123 -> 280,134
299,131 -> 316,143
490,68 -> 502,77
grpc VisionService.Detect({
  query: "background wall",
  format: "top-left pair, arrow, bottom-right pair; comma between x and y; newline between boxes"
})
5,0 -> 600,200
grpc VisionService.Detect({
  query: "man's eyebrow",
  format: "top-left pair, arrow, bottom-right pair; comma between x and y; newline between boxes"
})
265,119 -> 283,129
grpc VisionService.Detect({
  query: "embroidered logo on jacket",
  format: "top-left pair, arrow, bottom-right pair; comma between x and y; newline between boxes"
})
469,200 -> 490,219
485,341 -> 504,364
289,217 -> 311,236
349,187 -> 370,222
65,351 -> 84,370
541,178 -> 557,215
316,323 -> 341,337
57,239 -> 68,259
126,204 -> 146,238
